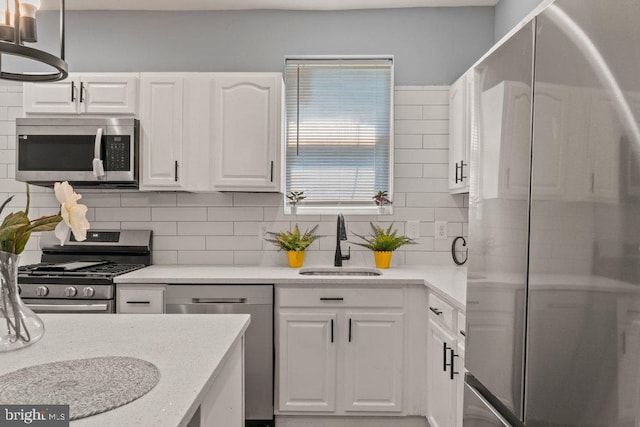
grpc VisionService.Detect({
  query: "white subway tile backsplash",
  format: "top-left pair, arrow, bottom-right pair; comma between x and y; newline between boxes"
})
395,105 -> 423,120
121,193 -> 177,207
178,221 -> 234,236
206,236 -> 263,251
394,164 -> 423,178
177,250 -> 234,265
395,119 -> 448,135
0,84 -> 465,267
152,207 -> 207,222
395,134 -> 423,149
423,134 -> 449,149
208,207 -> 263,221
94,208 -> 151,222
122,222 -> 177,236
154,236 -> 206,250
394,149 -> 448,164
177,193 -> 233,206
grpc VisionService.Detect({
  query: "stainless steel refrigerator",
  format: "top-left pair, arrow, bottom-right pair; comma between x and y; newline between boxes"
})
464,0 -> 640,425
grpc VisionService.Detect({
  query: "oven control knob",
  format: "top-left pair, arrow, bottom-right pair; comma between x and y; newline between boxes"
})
82,287 -> 95,297
65,286 -> 78,297
35,286 -> 49,297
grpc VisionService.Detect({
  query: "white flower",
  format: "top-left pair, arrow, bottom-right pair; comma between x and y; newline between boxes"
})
53,181 -> 90,246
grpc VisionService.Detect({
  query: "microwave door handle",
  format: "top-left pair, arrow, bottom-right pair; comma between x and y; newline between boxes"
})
92,127 -> 105,179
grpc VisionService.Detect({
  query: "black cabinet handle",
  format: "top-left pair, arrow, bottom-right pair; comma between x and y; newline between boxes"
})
174,160 -> 179,182
330,319 -> 334,343
429,306 -> 443,316
459,330 -> 466,337
126,301 -> 150,305
460,160 -> 467,182
348,318 -> 352,342
443,342 -> 449,371
454,161 -> 459,183
71,81 -> 76,102
80,82 -> 85,103
320,297 -> 344,301
449,349 -> 459,380
270,161 -> 274,182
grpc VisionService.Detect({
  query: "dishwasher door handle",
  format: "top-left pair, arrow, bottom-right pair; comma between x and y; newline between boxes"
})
191,298 -> 247,304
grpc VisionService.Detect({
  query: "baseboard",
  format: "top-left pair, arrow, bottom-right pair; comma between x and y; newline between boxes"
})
275,415 -> 428,427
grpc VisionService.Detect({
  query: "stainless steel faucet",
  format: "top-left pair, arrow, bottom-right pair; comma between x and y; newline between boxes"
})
334,214 -> 351,267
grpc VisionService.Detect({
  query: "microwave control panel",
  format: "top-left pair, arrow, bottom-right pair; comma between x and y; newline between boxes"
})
105,136 -> 131,171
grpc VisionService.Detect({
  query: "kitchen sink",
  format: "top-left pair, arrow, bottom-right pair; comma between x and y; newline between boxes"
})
299,267 -> 382,276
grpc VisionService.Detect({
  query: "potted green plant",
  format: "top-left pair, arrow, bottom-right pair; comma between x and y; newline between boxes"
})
265,224 -> 321,268
286,191 -> 306,215
373,190 -> 392,214
351,223 -> 414,269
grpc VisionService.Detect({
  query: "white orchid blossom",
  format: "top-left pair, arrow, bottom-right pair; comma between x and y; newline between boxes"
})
53,181 -> 90,245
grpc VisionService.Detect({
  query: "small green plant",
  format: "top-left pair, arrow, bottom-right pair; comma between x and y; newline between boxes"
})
286,191 -> 306,206
351,223 -> 414,252
373,190 -> 392,206
265,224 -> 321,252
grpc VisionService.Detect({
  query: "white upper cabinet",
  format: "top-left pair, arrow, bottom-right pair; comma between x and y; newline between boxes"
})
211,73 -> 282,192
24,73 -> 138,115
139,74 -> 185,189
449,69 -> 475,194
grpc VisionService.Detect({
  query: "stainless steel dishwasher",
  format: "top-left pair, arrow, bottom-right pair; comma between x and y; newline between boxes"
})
165,285 -> 273,427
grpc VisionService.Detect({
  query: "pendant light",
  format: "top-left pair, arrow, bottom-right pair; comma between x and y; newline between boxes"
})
0,0 -> 67,82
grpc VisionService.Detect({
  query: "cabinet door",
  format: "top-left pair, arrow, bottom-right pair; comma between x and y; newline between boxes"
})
278,312 -> 337,412
449,75 -> 467,193
211,74 -> 281,191
23,75 -> 80,114
343,312 -> 404,412
427,318 -> 458,427
139,75 -> 184,189
587,92 -> 621,202
80,74 -> 138,115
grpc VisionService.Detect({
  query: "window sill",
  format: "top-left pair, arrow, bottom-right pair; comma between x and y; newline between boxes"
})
285,205 -> 394,216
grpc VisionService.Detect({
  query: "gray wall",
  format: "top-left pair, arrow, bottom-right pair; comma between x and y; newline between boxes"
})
28,7 -> 494,85
494,0 -> 543,41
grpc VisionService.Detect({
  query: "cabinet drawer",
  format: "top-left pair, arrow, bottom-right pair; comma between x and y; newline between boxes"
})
278,287 -> 403,308
428,292 -> 455,330
118,287 -> 164,314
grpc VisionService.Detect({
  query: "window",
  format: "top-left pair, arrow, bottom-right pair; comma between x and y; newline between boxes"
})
285,57 -> 394,214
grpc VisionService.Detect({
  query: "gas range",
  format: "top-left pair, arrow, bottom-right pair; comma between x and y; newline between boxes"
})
17,230 -> 152,313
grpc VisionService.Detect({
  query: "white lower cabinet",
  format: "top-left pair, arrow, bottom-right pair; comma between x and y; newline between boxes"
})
343,312 -> 404,412
427,318 -> 459,427
427,291 -> 465,427
278,312 -> 338,412
277,287 -> 405,416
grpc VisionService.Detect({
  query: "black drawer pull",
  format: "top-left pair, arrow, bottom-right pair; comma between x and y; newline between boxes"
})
126,301 -> 151,305
348,318 -> 352,342
459,330 -> 466,337
429,306 -> 443,316
320,297 -> 344,301
450,349 -> 459,380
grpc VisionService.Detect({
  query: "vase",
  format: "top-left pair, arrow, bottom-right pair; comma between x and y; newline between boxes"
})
0,251 -> 45,352
287,251 -> 305,268
373,251 -> 393,269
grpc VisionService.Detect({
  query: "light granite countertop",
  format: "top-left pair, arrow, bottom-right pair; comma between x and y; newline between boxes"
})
0,314 -> 250,427
115,265 -> 468,309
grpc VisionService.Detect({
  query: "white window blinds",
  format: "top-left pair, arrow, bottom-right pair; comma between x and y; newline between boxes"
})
285,57 -> 393,208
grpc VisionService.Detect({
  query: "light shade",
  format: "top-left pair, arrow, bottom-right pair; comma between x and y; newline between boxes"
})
0,0 -> 67,82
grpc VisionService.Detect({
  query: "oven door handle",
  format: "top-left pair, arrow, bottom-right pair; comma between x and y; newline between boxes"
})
92,127 -> 105,179
26,303 -> 110,312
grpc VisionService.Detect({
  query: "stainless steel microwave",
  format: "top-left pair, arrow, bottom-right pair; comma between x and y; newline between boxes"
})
15,118 -> 139,188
